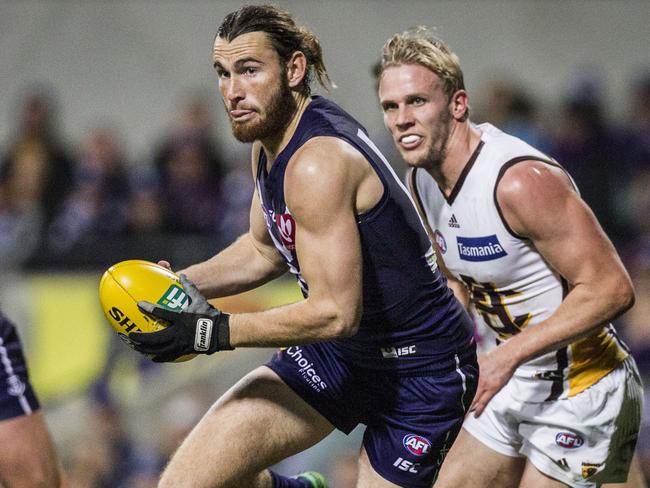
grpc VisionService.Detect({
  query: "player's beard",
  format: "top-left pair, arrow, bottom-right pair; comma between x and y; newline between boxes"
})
229,76 -> 297,143
411,107 -> 453,169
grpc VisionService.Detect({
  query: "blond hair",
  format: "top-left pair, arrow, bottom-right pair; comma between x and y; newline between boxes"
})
380,26 -> 465,100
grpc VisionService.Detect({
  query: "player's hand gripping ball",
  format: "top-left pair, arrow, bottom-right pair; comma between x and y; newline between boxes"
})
98,260 -> 196,362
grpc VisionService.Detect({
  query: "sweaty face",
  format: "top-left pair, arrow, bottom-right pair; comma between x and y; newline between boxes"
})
379,64 -> 453,169
213,31 -> 296,143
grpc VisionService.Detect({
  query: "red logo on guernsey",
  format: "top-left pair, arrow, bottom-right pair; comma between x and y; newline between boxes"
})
403,434 -> 431,456
275,213 -> 296,250
434,230 -> 447,254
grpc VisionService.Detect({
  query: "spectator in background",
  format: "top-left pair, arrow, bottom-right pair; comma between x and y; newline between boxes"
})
0,143 -> 46,270
47,124 -> 131,255
157,135 -> 225,234
66,383 -> 162,488
157,390 -> 210,463
160,91 -> 220,144
152,91 -> 225,181
1,86 -> 74,228
615,71 -> 650,243
619,169 -> 650,266
623,71 -> 650,174
153,92 -> 227,235
478,79 -> 550,152
125,168 -> 165,235
214,147 -> 254,243
549,72 -> 626,244
0,147 -> 47,375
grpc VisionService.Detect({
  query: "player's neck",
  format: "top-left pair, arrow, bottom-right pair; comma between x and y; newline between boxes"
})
261,94 -> 311,164
428,121 -> 481,196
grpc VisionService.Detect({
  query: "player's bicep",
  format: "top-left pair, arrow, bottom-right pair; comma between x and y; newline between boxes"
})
498,162 -> 628,288
286,145 -> 364,333
295,206 -> 363,329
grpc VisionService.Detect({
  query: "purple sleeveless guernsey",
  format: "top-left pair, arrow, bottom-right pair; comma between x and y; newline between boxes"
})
257,96 -> 473,373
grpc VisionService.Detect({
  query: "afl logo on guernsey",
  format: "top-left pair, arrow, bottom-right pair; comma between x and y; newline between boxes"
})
457,235 -> 507,262
434,230 -> 447,254
555,432 -> 584,449
403,434 -> 431,456
275,213 -> 296,251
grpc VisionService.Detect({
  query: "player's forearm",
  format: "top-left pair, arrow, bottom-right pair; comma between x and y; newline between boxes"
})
502,277 -> 634,367
228,296 -> 361,347
181,233 -> 287,299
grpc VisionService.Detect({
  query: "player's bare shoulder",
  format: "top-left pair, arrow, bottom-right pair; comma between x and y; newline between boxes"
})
286,137 -> 382,215
496,160 -> 577,238
288,136 -> 367,178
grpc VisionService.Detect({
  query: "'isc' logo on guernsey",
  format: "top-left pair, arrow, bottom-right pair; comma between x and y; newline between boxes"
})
275,213 -> 296,251
457,235 -> 507,262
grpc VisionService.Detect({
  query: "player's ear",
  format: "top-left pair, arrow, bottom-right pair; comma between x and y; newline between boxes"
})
286,51 -> 307,89
450,90 -> 469,121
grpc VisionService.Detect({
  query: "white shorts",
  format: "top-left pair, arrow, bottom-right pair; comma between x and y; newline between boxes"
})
463,356 -> 643,487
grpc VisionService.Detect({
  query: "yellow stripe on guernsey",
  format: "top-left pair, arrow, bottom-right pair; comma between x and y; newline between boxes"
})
568,327 -> 627,396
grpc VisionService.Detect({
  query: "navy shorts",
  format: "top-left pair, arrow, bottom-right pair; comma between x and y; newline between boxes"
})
266,342 -> 478,487
0,314 -> 40,421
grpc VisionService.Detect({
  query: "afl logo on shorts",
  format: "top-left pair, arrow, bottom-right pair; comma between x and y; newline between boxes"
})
403,434 -> 431,456
275,213 -> 296,251
555,432 -> 584,449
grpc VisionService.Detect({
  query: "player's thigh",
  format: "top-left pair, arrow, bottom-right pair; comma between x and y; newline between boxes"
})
0,412 -> 61,488
434,427 -> 525,488
603,453 -> 649,488
519,459 -> 571,488
356,447 -> 401,488
159,365 -> 335,488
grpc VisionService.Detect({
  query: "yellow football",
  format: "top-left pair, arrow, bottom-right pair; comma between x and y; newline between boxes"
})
98,259 -> 196,362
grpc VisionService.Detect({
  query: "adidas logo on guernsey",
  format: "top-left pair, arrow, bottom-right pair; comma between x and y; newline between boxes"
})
448,214 -> 460,228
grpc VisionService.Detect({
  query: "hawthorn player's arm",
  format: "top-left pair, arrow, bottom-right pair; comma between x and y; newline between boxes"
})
227,137 -> 368,347
493,161 -> 634,363
470,160 -> 635,415
181,143 -> 288,298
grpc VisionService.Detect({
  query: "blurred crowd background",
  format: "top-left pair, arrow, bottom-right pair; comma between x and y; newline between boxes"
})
1,1 -> 649,486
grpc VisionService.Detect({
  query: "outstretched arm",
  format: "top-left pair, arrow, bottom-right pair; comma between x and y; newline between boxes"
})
471,160 -> 634,415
